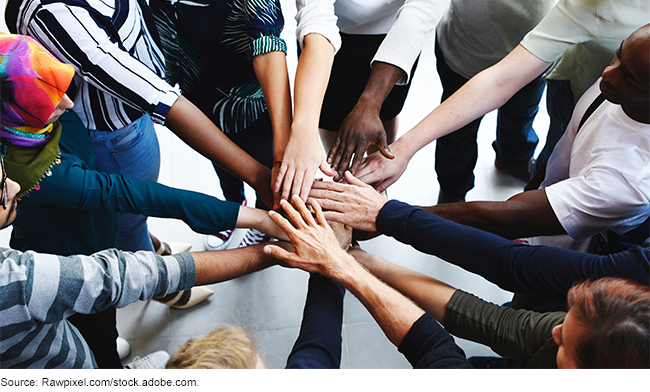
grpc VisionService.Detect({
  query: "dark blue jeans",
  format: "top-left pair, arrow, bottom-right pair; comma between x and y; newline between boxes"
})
530,79 -> 575,177
212,112 -> 273,210
434,37 -> 545,199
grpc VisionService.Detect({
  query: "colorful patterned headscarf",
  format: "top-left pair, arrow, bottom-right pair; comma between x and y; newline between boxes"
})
0,33 -> 74,137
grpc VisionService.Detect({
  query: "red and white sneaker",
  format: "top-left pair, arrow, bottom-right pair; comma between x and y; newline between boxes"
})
238,229 -> 272,248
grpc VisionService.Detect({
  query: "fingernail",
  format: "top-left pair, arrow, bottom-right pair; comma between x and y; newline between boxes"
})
273,204 -> 279,211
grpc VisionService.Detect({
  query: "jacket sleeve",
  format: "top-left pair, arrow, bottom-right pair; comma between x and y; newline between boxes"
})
247,0 -> 288,59
30,158 -> 240,235
398,313 -> 472,369
444,290 -> 564,363
376,200 -> 650,303
5,248 -> 195,324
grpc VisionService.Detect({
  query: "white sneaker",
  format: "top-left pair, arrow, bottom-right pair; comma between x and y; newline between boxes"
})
205,230 -> 235,251
125,350 -> 170,369
116,337 -> 131,360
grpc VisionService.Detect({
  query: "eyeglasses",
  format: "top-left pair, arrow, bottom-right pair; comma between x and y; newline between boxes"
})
1,144 -> 7,210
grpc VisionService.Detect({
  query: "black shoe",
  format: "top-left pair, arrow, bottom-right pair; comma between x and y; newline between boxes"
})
437,189 -> 465,204
494,158 -> 534,182
468,356 -> 505,369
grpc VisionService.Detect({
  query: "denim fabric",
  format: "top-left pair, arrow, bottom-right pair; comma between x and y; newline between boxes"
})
89,114 -> 160,252
434,37 -> 544,199
212,112 -> 273,210
531,79 -> 575,177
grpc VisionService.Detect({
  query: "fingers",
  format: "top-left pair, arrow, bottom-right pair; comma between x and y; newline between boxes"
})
292,194 -> 318,227
274,163 -> 289,193
343,171 -> 370,188
299,172 -> 315,203
268,209 -> 297,236
327,135 -> 342,164
319,160 -> 337,177
280,166 -> 296,202
309,198 -> 328,227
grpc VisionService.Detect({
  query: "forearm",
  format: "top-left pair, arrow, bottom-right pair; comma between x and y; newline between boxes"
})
393,45 -> 551,158
292,33 -> 335,134
350,248 -> 455,324
354,62 -> 405,114
418,189 -> 563,239
165,95 -> 271,190
253,51 -> 293,159
191,244 -> 281,286
335,255 -> 425,346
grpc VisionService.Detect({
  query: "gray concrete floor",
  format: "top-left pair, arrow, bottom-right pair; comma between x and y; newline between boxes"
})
0,0 -> 549,369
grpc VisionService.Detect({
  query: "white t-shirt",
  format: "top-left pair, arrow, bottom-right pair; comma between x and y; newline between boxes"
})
295,0 -> 449,84
535,79 -> 650,252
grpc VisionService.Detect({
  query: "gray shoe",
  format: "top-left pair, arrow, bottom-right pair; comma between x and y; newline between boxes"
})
125,350 -> 170,369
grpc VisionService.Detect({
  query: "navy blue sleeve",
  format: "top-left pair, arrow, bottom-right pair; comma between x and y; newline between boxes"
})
398,313 -> 472,369
376,200 -> 650,303
285,273 -> 345,369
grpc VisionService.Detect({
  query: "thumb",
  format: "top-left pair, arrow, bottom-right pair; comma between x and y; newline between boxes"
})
264,244 -> 293,262
377,136 -> 394,160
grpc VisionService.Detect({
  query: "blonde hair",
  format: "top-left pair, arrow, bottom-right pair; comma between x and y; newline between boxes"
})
166,325 -> 259,369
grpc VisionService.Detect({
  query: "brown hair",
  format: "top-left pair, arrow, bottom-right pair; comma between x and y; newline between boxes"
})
567,278 -> 649,368
166,325 -> 259,369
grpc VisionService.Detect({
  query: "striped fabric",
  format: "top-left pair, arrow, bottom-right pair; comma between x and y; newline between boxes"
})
6,0 -> 181,132
0,248 -> 195,368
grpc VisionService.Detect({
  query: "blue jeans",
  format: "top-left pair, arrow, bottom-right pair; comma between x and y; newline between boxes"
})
530,79 -> 575,177
89,114 -> 160,252
434,37 -> 544,199
212,113 -> 273,210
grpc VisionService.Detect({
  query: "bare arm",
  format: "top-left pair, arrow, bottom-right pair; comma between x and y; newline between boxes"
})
253,50 -> 293,208
420,189 -> 564,239
165,95 -> 273,208
192,243 -> 280,286
349,246 -> 456,324
357,45 -> 552,190
276,33 -> 337,203
264,196 -> 424,346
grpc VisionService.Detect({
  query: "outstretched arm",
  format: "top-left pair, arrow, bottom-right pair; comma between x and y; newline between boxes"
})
253,50 -> 293,208
356,45 -> 551,191
165,95 -> 273,208
276,33 -> 337,203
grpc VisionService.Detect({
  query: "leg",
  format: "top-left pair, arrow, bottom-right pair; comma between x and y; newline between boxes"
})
285,273 -> 345,369
434,36 -> 482,201
531,79 -> 575,176
89,114 -> 160,252
68,308 -> 122,368
493,73 -> 545,178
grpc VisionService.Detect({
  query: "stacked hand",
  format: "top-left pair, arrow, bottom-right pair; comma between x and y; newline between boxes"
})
327,106 -> 394,181
264,196 -> 354,277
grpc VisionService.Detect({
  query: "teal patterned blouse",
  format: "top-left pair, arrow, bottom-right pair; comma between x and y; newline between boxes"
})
150,0 -> 287,134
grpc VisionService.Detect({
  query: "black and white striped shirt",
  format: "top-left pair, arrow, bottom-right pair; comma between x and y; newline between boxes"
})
6,0 -> 181,132
0,247 -> 194,368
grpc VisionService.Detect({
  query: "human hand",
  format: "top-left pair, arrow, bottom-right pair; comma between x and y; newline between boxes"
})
329,220 -> 352,250
355,142 -> 410,193
263,196 -> 354,277
327,106 -> 394,181
273,132 -> 336,205
308,171 -> 387,232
